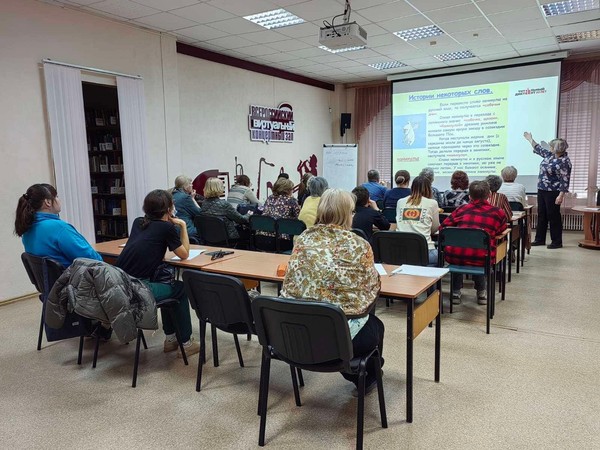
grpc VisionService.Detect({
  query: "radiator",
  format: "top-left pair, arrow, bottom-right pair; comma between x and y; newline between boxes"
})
531,210 -> 583,231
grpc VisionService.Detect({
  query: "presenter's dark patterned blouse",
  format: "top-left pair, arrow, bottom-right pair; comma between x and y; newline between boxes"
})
534,144 -> 572,192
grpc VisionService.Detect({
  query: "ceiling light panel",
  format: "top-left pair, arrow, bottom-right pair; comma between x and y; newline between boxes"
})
434,50 -> 476,61
368,61 -> 408,70
318,45 -> 367,54
394,25 -> 444,42
243,9 -> 305,30
556,29 -> 600,42
541,0 -> 599,16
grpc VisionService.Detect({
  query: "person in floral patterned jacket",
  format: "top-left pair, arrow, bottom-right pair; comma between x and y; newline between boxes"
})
523,132 -> 572,249
281,189 -> 384,395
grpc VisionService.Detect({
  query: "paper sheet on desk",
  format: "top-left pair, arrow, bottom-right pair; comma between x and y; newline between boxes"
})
396,265 -> 449,277
170,249 -> 205,261
374,264 -> 387,276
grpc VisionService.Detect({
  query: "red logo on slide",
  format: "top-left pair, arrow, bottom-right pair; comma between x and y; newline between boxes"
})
515,87 -> 546,97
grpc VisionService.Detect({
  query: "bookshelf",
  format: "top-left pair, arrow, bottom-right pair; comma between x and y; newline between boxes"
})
83,82 -> 128,243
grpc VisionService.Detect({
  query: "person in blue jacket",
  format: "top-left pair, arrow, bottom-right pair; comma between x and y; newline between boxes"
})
15,183 -> 102,268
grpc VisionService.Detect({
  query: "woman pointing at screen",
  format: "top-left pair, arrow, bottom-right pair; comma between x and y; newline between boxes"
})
523,131 -> 572,249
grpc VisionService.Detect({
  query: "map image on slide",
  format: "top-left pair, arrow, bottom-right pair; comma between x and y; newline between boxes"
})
393,114 -> 427,149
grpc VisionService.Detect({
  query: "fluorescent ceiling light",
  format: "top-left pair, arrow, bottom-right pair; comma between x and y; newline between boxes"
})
541,0 -> 599,16
394,25 -> 444,41
369,61 -> 407,70
556,29 -> 600,42
244,8 -> 305,29
434,50 -> 476,61
318,45 -> 366,54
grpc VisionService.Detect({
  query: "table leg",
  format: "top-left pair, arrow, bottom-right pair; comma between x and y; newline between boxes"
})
435,282 -> 441,383
407,297 -> 414,423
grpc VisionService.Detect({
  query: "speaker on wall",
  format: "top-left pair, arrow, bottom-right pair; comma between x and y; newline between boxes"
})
340,113 -> 351,137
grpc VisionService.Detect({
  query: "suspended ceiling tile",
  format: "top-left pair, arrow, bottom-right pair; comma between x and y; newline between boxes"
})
205,0 -> 277,16
135,0 -> 200,11
488,6 -> 544,26
426,4 -> 484,24
208,17 -> 265,34
266,38 -> 311,51
439,16 -> 493,33
170,2 -> 234,23
234,45 -> 281,57
378,15 -> 433,33
176,24 -> 229,41
206,35 -> 258,49
133,12 -> 197,31
476,0 -> 540,15
358,1 -> 418,22
86,0 -> 160,19
242,30 -> 289,44
410,0 -> 473,13
511,37 -> 560,50
286,0 -> 349,22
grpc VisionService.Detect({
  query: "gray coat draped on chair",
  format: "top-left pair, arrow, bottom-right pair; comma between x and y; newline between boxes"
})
46,258 -> 158,343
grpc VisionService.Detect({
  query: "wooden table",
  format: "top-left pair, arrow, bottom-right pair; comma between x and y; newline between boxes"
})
379,264 -> 441,423
94,238 -> 242,268
95,240 -> 445,423
572,206 -> 600,249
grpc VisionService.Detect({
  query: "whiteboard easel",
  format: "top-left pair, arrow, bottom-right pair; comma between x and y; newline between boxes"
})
322,144 -> 358,192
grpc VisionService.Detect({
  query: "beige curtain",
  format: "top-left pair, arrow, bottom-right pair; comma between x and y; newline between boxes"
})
355,84 -> 391,183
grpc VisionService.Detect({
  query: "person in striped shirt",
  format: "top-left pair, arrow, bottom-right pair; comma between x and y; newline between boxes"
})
486,175 -> 512,222
439,181 -> 507,305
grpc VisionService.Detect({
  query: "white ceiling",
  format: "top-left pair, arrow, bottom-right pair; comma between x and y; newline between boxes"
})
41,0 -> 600,84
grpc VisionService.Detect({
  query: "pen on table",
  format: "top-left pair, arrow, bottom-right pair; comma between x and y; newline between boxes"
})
389,268 -> 402,277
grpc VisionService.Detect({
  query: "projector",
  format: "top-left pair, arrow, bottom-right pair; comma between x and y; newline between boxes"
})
319,22 -> 367,50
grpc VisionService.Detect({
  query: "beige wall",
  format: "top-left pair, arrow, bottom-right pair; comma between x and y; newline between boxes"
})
0,0 -> 336,302
177,54 -> 335,201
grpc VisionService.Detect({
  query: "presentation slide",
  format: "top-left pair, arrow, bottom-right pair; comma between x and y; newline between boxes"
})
392,62 -> 561,192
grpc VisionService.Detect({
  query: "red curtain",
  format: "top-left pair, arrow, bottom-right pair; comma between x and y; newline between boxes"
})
561,60 -> 600,92
354,84 -> 391,140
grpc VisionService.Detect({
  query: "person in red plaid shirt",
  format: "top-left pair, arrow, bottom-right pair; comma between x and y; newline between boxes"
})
439,180 -> 507,305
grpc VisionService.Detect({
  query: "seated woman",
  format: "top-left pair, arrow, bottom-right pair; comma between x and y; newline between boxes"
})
297,172 -> 313,207
262,178 -> 301,250
116,189 -> 199,356
298,176 -> 328,228
442,170 -> 470,209
172,175 -> 202,243
395,176 -> 440,266
200,177 -> 249,242
383,170 -> 411,209
419,167 -> 443,206
227,175 -> 261,209
15,183 -> 102,268
351,186 -> 390,241
485,175 -> 512,222
281,189 -> 384,394
498,165 -> 527,209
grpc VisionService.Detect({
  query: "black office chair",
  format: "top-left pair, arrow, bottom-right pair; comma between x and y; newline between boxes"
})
509,201 -> 524,211
252,296 -> 387,449
438,227 -> 495,334
182,270 -> 255,392
350,228 -> 369,240
130,298 -> 189,388
21,253 -> 88,362
371,231 -> 429,266
249,215 -> 278,252
442,206 -> 458,213
194,215 -> 234,247
276,218 -> 306,254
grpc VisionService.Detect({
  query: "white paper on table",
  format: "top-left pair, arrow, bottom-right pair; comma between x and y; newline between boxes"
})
118,243 -> 126,248
583,207 -> 600,211
170,249 -> 205,261
374,263 -> 387,276
395,264 -> 449,278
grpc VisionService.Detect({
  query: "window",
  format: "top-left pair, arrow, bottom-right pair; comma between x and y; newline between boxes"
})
558,81 -> 600,197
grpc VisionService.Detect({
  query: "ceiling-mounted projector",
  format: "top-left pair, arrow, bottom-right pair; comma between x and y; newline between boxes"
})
319,22 -> 367,50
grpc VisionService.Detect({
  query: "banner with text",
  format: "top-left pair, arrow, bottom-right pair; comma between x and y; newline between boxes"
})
249,103 -> 294,143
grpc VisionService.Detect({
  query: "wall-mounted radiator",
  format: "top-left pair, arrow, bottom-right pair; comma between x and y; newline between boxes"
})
531,209 -> 583,231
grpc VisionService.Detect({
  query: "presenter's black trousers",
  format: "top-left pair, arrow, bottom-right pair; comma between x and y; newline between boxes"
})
536,190 -> 563,245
